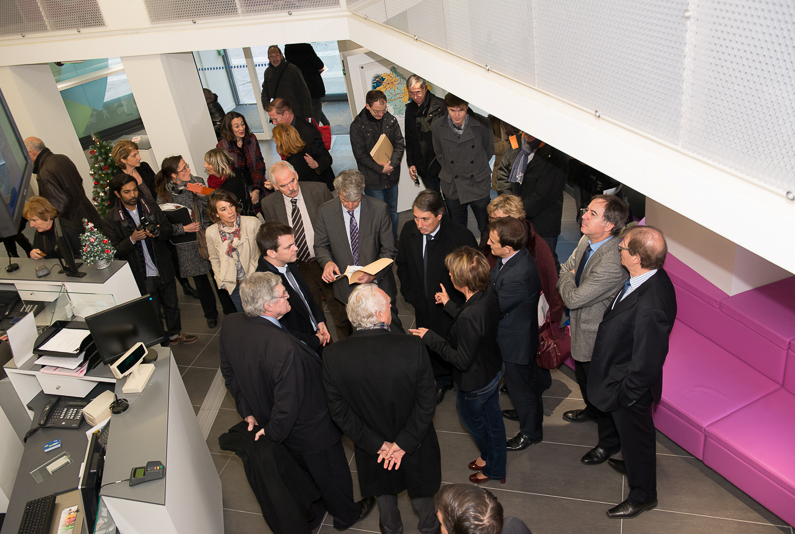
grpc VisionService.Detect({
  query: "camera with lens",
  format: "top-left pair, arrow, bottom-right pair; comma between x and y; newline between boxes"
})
136,216 -> 160,237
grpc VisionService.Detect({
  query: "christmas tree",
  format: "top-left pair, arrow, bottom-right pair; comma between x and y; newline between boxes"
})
88,133 -> 117,216
80,219 -> 116,266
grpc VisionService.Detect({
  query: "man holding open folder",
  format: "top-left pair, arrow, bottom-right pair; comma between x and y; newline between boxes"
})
314,170 -> 403,332
350,89 -> 405,240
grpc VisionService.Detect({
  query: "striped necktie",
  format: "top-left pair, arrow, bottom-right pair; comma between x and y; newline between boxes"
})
291,198 -> 311,263
348,210 -> 359,265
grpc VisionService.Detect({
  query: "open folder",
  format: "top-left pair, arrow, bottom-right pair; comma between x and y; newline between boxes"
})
336,258 -> 394,285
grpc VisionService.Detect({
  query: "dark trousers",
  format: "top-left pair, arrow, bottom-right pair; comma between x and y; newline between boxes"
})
445,195 -> 489,235
3,218 -> 32,258
420,174 -> 441,194
376,494 -> 438,534
166,241 -> 191,289
297,259 -> 352,339
504,360 -> 544,440
311,97 -> 330,126
193,274 -> 218,319
612,400 -> 657,503
144,276 -> 181,338
292,440 -> 361,531
541,235 -> 560,274
575,360 -> 619,450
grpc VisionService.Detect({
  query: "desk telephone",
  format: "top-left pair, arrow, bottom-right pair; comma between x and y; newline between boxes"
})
38,396 -> 90,428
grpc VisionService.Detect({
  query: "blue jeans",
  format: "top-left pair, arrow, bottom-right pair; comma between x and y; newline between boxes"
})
365,184 -> 399,241
456,365 -> 507,480
229,284 -> 243,313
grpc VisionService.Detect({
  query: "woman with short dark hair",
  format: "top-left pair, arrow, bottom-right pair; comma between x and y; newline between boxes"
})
410,247 -> 507,485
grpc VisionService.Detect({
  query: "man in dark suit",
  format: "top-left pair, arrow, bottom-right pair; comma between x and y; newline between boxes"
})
314,170 -> 402,331
588,226 -> 677,519
255,221 -> 331,354
323,284 -> 441,533
487,217 -> 543,451
261,161 -> 351,338
396,189 -> 477,404
220,272 -> 375,530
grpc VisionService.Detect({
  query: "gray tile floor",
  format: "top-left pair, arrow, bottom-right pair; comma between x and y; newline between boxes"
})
167,136 -> 794,534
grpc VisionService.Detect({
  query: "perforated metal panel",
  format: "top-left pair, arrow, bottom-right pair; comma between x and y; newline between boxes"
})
39,0 -> 105,31
347,0 -> 388,24
683,0 -> 795,192
1,0 -> 54,36
143,0 -> 238,23
240,0 -> 339,15
535,0 -> 687,144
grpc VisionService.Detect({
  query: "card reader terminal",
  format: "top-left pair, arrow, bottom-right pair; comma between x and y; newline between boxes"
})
129,461 -> 165,486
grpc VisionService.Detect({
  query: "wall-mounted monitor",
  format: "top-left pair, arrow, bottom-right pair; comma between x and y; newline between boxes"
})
0,87 -> 33,238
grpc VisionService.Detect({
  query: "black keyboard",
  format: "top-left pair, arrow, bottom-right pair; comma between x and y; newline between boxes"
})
18,494 -> 56,533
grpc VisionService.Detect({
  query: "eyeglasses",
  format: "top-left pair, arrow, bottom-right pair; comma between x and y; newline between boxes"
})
178,164 -> 190,172
618,245 -> 630,252
277,292 -> 289,300
369,107 -> 386,116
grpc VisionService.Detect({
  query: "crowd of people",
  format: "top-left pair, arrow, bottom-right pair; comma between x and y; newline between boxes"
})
20,48 -> 678,532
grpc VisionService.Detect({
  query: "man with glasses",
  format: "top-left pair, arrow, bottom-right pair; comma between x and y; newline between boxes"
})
349,90 -> 405,240
220,272 -> 375,531
404,75 -> 447,193
588,225 -> 677,519
314,170 -> 402,331
260,45 -> 313,122
557,194 -> 629,465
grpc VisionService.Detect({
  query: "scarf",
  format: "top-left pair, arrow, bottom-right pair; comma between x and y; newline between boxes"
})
219,214 -> 242,258
448,114 -> 469,135
508,137 -> 542,184
166,180 -> 186,197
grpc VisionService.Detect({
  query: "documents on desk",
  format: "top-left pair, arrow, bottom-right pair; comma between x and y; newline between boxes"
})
38,328 -> 92,354
35,353 -> 85,370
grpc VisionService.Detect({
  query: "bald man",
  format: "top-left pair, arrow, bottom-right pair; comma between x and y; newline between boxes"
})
587,225 -> 677,519
24,137 -> 102,228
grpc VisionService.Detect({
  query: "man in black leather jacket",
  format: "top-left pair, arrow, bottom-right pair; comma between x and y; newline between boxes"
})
103,174 -> 197,345
404,75 -> 447,194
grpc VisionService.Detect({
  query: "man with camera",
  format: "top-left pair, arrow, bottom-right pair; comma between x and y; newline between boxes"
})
103,174 -> 198,345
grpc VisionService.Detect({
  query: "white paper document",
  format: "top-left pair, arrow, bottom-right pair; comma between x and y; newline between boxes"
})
35,352 -> 85,369
7,312 -> 37,367
38,328 -> 92,354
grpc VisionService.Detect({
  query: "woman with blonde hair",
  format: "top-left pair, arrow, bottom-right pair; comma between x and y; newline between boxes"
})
272,123 -> 334,190
204,147 -> 253,215
410,247 -> 507,485
23,196 -> 83,260
111,139 -> 156,201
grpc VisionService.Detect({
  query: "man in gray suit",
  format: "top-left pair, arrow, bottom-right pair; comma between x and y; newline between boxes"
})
557,194 -> 629,465
261,161 -> 352,339
314,170 -> 402,331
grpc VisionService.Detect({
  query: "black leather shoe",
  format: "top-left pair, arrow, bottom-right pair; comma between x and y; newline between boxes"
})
606,498 -> 658,519
563,409 -> 597,423
181,283 -> 199,299
506,432 -> 542,451
356,497 -> 376,524
436,388 -> 449,405
581,446 -> 620,465
207,317 -> 218,328
607,458 -> 626,475
502,409 -> 519,421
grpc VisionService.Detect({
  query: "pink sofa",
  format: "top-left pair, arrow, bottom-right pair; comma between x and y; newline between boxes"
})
658,254 -> 795,527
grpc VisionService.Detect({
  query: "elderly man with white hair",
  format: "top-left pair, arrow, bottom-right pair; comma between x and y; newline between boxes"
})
323,284 -> 441,534
220,272 -> 375,531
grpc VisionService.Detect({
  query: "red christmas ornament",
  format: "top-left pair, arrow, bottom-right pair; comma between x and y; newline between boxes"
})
89,150 -> 96,155
90,238 -> 95,243
103,239 -> 108,244
94,181 -> 98,185
105,249 -> 110,254
102,166 -> 108,171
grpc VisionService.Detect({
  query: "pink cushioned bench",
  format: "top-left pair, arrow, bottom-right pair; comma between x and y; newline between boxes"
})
658,254 -> 795,527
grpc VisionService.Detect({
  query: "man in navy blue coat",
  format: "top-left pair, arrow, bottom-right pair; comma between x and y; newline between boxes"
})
487,216 -> 543,451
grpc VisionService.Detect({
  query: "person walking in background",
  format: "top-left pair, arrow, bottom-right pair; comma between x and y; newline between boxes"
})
260,45 -> 313,122
284,43 -> 331,126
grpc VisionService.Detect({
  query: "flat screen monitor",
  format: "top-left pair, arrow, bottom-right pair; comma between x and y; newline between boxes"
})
79,426 -> 106,533
54,217 -> 85,277
84,295 -> 166,364
0,87 -> 33,238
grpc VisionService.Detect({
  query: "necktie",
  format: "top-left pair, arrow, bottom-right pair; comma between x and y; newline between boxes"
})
423,234 -> 434,288
574,245 -> 592,286
613,279 -> 632,309
284,269 -> 318,330
496,258 -> 504,271
348,210 -> 359,265
291,198 -> 311,263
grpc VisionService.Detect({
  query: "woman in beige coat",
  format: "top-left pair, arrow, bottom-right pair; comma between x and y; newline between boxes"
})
205,189 -> 261,312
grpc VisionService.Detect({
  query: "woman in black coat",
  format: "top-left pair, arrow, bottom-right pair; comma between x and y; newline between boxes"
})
272,123 -> 335,190
410,247 -> 507,485
23,196 -> 83,260
111,139 -> 157,201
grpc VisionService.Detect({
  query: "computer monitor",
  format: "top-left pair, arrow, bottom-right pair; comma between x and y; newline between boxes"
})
0,87 -> 33,239
79,427 -> 106,534
54,217 -> 86,277
84,295 -> 166,364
